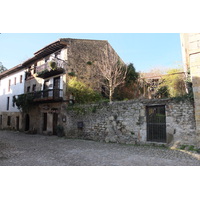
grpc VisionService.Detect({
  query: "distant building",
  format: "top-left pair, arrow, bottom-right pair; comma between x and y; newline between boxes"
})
140,71 -> 186,99
140,72 -> 163,99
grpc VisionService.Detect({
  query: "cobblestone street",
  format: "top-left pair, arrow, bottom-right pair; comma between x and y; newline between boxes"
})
0,130 -> 200,166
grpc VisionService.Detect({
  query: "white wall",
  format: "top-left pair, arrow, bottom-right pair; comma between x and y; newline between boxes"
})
0,69 -> 25,112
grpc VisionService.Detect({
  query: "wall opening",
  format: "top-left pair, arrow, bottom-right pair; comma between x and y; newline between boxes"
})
7,116 -> 11,126
43,113 -> 47,131
146,105 -> 166,143
25,114 -> 30,131
16,116 -> 19,131
0,115 -> 2,126
53,77 -> 60,98
53,113 -> 58,135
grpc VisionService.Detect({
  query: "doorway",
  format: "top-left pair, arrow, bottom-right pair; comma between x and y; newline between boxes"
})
53,113 -> 58,135
53,77 -> 60,98
43,113 -> 47,131
43,80 -> 49,98
16,116 -> 19,131
25,114 -> 30,131
146,105 -> 166,143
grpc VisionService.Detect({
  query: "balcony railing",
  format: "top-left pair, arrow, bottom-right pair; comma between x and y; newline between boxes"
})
33,89 -> 63,102
36,60 -> 65,78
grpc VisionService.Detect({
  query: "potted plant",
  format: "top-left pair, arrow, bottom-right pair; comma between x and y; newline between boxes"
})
56,125 -> 64,137
49,61 -> 57,70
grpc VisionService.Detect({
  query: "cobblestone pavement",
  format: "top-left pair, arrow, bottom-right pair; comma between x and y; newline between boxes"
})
0,130 -> 200,166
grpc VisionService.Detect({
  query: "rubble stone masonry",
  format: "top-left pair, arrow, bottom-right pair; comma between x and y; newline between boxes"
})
62,99 -> 197,147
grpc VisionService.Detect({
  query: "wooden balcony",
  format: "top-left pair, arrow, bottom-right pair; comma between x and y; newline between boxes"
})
33,89 -> 63,102
36,60 -> 65,79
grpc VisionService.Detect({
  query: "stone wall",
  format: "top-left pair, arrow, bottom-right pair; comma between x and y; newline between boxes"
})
0,112 -> 23,131
66,39 -> 123,92
62,99 -> 197,147
180,33 -> 200,140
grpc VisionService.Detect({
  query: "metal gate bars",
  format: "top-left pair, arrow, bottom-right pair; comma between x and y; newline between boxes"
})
146,105 -> 166,143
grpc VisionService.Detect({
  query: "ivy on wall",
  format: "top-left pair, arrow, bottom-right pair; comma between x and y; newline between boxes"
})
67,77 -> 103,104
13,94 -> 34,112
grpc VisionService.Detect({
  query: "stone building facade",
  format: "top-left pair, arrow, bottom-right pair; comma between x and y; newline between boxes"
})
180,33 -> 200,140
61,99 -> 196,147
19,38 -> 124,135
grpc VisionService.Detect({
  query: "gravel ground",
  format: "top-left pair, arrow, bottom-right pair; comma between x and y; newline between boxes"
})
0,130 -> 200,166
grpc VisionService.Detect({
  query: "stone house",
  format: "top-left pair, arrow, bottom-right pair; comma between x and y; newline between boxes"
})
17,38 -> 123,135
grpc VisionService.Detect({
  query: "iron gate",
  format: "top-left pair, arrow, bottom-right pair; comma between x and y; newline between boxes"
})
146,105 -> 166,143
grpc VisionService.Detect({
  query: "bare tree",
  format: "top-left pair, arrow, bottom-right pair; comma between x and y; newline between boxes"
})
98,59 -> 127,102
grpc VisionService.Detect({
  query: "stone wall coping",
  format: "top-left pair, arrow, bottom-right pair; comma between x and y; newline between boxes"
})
68,98 -> 193,108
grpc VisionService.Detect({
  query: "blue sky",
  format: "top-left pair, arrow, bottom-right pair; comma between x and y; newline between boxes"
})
0,33 -> 183,72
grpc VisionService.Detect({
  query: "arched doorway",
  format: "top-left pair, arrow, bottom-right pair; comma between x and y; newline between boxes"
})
25,114 -> 30,131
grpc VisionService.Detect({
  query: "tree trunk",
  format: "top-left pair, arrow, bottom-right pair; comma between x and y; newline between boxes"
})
109,87 -> 113,103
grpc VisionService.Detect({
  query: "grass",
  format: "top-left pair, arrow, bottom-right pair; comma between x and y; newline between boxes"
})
179,144 -> 199,153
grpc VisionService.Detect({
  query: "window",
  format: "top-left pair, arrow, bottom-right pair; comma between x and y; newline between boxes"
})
43,80 -> 49,97
34,63 -> 37,74
20,75 -> 23,83
0,115 -> 2,125
32,84 -> 36,92
55,51 -> 61,59
14,77 -> 16,85
44,56 -> 49,63
7,116 -> 11,126
44,80 -> 49,90
27,86 -> 30,93
7,97 -> 10,110
8,79 -> 11,92
13,96 -> 15,107
43,113 -> 47,131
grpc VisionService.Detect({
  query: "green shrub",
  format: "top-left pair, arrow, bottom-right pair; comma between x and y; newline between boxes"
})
87,61 -> 93,65
13,93 -> 34,112
67,77 -> 102,104
156,85 -> 170,98
36,69 -> 49,76
179,144 -> 187,150
56,125 -> 64,137
188,145 -> 196,151
68,72 -> 76,77
49,61 -> 57,70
